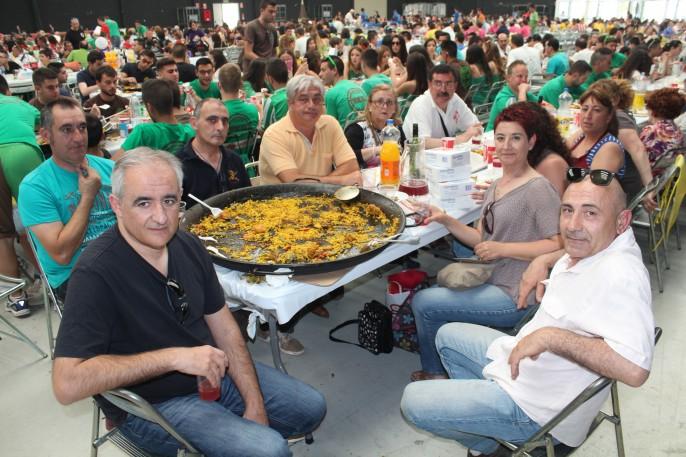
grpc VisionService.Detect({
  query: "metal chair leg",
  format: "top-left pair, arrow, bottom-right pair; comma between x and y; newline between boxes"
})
267,313 -> 288,375
44,282 -> 56,359
91,400 -> 101,457
610,383 -> 626,457
649,216 -> 664,293
544,435 -> 556,457
676,223 -> 682,250
0,314 -> 48,358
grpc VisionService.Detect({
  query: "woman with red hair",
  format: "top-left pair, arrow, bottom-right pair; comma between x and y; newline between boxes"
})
409,102 -> 563,382
640,88 -> 686,175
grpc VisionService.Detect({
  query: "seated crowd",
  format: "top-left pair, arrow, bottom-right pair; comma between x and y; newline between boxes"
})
0,4 -> 680,456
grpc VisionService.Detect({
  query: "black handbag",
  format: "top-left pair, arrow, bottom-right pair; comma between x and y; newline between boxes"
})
329,300 -> 393,355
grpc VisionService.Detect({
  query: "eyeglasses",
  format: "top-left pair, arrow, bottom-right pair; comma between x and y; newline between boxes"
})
295,95 -> 324,105
166,278 -> 190,324
431,80 -> 456,89
566,167 -> 617,186
482,201 -> 496,235
392,41 -> 401,45
371,98 -> 395,108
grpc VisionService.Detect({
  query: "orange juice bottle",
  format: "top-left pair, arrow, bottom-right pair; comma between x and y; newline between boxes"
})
380,120 -> 401,186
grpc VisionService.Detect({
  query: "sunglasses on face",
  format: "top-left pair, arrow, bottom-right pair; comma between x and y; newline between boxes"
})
166,278 -> 190,324
566,167 -> 617,186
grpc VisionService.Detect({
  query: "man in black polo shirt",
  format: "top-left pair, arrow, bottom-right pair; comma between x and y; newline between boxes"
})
179,99 -> 251,208
120,49 -> 156,84
52,147 -> 326,457
65,17 -> 87,50
77,50 -> 104,100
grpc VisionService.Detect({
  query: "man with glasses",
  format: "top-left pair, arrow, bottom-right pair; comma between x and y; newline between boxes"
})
121,49 -> 156,84
402,64 -> 481,149
51,147 -> 326,457
320,55 -> 367,128
18,98 -> 116,301
402,172 -> 654,457
0,50 -> 21,75
189,58 -> 221,100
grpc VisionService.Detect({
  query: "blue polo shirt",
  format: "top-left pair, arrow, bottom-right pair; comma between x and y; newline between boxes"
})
546,52 -> 569,76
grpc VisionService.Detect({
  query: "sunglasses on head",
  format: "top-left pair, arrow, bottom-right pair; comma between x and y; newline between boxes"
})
566,167 -> 617,186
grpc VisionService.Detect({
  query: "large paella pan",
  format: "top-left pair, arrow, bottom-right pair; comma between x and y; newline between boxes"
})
180,183 -> 407,275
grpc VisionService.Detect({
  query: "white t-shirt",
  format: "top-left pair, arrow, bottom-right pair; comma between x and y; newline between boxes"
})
483,228 -> 654,446
507,46 -> 542,77
295,35 -> 309,58
402,90 -> 478,140
571,48 -> 594,64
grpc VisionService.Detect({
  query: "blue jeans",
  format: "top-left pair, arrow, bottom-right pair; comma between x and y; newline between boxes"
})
411,284 -> 526,374
401,323 -> 541,454
119,362 -> 326,457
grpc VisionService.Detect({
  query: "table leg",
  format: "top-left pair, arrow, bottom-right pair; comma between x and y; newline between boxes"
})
267,313 -> 288,374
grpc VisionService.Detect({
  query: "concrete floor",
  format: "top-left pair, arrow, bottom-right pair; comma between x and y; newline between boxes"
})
1,229 -> 685,457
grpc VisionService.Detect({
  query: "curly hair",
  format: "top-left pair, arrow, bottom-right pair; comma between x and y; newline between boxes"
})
494,102 -> 571,168
646,88 -> 686,120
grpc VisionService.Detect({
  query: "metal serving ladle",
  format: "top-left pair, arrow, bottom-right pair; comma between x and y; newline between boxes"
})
333,185 -> 360,202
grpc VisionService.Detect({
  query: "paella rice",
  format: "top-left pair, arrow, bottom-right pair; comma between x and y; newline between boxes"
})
190,195 -> 400,264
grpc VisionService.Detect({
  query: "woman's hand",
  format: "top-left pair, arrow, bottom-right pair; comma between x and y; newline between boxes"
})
470,181 -> 492,204
473,240 -> 507,261
405,200 -> 449,225
643,190 -> 658,213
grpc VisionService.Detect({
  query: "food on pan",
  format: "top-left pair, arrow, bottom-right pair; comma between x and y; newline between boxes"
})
190,195 -> 400,264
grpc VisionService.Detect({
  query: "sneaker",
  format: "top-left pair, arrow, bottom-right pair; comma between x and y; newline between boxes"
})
278,333 -> 305,356
6,291 -> 31,317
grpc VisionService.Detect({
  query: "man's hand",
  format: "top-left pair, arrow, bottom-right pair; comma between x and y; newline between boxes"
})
462,123 -> 483,140
87,104 -> 101,118
339,170 -> 362,186
517,254 -> 550,309
78,161 -> 102,199
508,328 -> 551,379
473,240 -> 507,261
173,345 -> 229,388
243,405 -> 269,426
517,83 -> 530,99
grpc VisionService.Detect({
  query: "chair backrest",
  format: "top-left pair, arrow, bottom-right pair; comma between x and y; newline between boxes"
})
473,103 -> 493,125
343,110 -> 365,131
102,389 -> 201,454
661,154 -> 686,239
486,80 -> 505,103
245,161 -> 261,186
225,120 -> 257,164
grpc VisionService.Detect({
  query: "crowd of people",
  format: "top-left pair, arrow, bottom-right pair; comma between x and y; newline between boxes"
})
0,2 -> 681,456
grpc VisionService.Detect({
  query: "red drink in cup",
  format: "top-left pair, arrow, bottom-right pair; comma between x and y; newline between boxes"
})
197,376 -> 220,401
441,137 -> 455,149
399,179 -> 429,196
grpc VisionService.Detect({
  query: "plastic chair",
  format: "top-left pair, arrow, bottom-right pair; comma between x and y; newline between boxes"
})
631,161 -> 680,292
245,161 -> 261,186
342,110 -> 365,131
91,388 -> 202,457
655,154 -> 685,251
0,274 -> 48,358
26,230 -> 63,358
486,80 -> 506,103
473,103 -> 493,126
494,327 -> 663,457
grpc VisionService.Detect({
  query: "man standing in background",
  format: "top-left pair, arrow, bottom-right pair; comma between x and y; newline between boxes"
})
243,0 -> 278,72
105,16 -> 122,48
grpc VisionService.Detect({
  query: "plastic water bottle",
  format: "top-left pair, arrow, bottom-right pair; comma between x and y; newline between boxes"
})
380,120 -> 401,186
130,94 -> 146,127
557,89 -> 573,136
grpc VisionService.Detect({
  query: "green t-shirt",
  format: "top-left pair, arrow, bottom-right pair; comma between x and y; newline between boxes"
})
486,85 -> 538,131
66,49 -> 90,69
261,87 -> 288,130
105,19 -> 121,37
325,79 -> 368,127
529,11 -> 539,31
190,79 -> 221,100
538,75 -> 584,108
611,52 -> 627,69
242,81 -> 256,98
546,52 -> 570,76
223,99 -> 259,161
361,73 -> 392,95
579,71 -> 611,92
0,94 -> 40,146
136,24 -> 148,36
122,122 -> 196,155
461,68 -> 502,106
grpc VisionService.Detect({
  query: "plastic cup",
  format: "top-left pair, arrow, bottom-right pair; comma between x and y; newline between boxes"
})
197,376 -> 220,401
441,137 -> 455,149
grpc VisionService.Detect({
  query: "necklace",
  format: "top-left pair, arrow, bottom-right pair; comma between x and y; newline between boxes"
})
192,143 -> 221,172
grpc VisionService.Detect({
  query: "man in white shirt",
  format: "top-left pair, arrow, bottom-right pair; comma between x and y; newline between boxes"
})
507,33 -> 541,77
402,64 -> 481,149
496,33 -> 510,59
294,27 -> 309,59
401,175 -> 655,457
570,37 -> 594,64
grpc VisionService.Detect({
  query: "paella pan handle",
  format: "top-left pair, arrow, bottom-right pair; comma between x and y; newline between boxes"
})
251,268 -> 295,276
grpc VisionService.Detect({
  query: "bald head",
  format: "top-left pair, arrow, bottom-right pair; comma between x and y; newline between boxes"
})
560,177 -> 631,265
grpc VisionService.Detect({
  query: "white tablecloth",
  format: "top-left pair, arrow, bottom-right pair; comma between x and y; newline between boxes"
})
7,72 -> 77,95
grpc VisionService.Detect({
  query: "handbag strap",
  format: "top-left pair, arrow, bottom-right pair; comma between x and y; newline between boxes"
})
328,319 -> 365,349
436,109 -> 451,138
